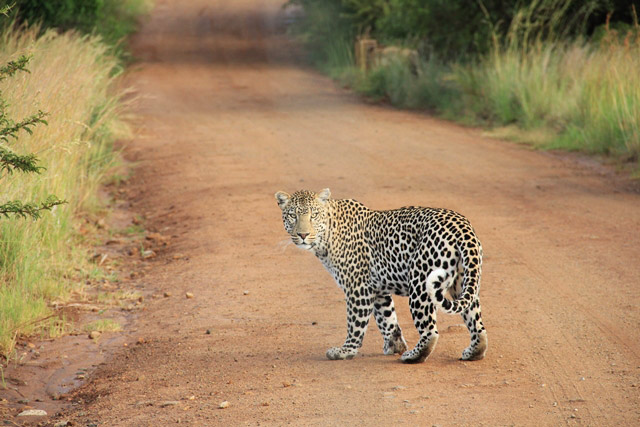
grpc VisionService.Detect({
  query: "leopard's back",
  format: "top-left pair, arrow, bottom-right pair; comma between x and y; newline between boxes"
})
324,203 -> 482,300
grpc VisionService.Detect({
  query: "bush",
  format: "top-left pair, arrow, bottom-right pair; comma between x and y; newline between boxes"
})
3,0 -> 101,32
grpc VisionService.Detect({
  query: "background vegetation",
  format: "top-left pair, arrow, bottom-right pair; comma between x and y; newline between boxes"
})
0,1 -> 149,359
288,0 -> 640,169
0,0 -> 149,58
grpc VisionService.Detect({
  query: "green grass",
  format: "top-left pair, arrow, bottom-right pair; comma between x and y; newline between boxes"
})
454,29 -> 640,162
84,319 -> 122,333
94,0 -> 153,61
121,223 -> 145,236
0,25 -> 131,358
297,18 -> 640,171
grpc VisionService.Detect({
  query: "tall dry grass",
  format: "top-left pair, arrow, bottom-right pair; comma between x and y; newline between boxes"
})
0,25 -> 129,357
319,22 -> 640,168
564,29 -> 640,158
292,0 -> 640,169
455,23 -> 640,161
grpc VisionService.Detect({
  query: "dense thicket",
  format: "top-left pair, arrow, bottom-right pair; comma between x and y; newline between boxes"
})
0,0 -> 148,49
291,0 -> 639,58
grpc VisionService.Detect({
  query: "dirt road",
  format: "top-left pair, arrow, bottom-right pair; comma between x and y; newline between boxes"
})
49,0 -> 640,424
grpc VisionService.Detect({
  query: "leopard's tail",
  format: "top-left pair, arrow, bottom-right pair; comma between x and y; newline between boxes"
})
427,235 -> 483,314
426,266 -> 479,315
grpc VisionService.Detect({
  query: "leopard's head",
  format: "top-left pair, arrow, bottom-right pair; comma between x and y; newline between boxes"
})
274,188 -> 331,251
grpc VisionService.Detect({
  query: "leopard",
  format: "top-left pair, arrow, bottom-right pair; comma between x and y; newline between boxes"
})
275,188 -> 488,363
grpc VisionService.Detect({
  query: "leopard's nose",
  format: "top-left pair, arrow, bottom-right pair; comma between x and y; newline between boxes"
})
298,233 -> 309,240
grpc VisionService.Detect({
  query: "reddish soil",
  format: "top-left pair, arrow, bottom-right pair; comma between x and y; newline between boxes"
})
3,0 -> 640,425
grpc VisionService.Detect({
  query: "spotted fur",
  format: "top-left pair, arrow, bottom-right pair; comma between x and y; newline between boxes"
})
275,188 -> 488,363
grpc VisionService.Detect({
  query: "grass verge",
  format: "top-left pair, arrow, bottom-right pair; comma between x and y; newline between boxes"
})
455,30 -> 640,163
291,8 -> 640,172
0,24 -> 131,358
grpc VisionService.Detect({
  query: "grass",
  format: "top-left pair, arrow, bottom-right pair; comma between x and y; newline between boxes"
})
121,223 -> 145,236
454,29 -> 640,162
293,5 -> 640,171
94,0 -> 153,62
1,0 -> 152,62
84,319 -> 122,333
0,25 -> 131,358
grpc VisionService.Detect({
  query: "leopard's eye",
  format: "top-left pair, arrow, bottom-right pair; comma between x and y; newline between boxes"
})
310,211 -> 319,219
287,212 -> 296,222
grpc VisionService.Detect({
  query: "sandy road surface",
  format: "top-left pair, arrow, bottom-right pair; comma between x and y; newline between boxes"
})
44,0 -> 640,424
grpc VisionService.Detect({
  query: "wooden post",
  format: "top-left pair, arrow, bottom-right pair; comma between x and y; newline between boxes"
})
355,38 -> 378,72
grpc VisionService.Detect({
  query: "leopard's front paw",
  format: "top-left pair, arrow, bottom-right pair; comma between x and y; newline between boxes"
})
326,346 -> 357,360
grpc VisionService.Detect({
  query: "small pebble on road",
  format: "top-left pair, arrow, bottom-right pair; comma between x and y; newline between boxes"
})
17,409 -> 47,416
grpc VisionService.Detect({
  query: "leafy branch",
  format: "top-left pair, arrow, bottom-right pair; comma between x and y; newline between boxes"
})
0,145 -> 43,175
0,196 -> 67,220
0,55 -> 31,81
0,3 -> 13,17
0,110 -> 48,143
0,44 -> 62,221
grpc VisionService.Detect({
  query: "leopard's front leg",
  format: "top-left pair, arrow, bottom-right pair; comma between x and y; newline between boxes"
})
326,286 -> 374,360
373,294 -> 407,355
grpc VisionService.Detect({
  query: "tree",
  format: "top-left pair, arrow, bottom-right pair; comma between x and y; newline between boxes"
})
0,6 -> 65,219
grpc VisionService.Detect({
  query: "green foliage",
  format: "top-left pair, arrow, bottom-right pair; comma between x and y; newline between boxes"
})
0,196 -> 66,219
375,0 -> 497,56
0,51 -> 66,220
0,0 -> 151,58
0,146 -> 41,174
292,0 -> 640,169
5,0 -> 101,32
0,23 -> 131,357
0,109 -> 47,143
291,0 -> 638,58
0,54 -> 29,79
84,318 -> 122,333
287,0 -> 355,68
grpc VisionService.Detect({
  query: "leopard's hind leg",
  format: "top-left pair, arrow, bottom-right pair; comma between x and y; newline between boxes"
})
460,298 -> 488,360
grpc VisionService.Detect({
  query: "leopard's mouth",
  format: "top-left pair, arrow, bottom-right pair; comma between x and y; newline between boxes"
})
292,237 -> 314,250
295,241 -> 314,249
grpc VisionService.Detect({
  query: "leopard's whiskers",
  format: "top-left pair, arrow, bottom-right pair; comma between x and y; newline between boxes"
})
277,238 -> 294,252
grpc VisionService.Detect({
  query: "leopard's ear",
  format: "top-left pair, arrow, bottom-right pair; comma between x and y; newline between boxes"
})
317,188 -> 331,202
275,191 -> 290,209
